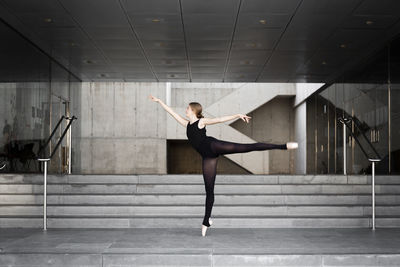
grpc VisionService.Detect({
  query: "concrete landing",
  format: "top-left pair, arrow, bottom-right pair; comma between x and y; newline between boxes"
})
1,228 -> 400,266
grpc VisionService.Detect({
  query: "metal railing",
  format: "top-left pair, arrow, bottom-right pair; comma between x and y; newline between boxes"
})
339,116 -> 381,230
36,115 -> 77,230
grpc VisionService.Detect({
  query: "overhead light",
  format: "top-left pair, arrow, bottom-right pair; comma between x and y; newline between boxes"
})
240,60 -> 251,65
44,18 -> 52,23
339,44 -> 346,48
83,60 -> 94,64
152,18 -> 161,23
259,19 -> 267,25
365,20 -> 374,25
322,61 -> 327,65
246,42 -> 257,48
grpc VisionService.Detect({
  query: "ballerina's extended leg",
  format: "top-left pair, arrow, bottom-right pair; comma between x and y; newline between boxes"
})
210,139 -> 289,155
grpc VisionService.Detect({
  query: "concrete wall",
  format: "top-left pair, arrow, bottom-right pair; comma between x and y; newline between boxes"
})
72,82 -> 167,174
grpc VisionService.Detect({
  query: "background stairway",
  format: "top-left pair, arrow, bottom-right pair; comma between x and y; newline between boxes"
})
0,174 -> 399,228
167,83 -> 298,174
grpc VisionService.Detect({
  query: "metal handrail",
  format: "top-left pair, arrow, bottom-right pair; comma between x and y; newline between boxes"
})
339,116 -> 381,230
37,115 -> 77,231
36,115 -> 66,159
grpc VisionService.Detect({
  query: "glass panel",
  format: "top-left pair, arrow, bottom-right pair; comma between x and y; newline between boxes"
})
0,19 -> 78,174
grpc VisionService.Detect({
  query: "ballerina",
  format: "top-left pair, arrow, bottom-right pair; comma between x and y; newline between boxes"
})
149,94 -> 298,236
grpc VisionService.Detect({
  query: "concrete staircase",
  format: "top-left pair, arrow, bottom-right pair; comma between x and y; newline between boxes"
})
0,174 -> 400,228
203,83 -> 296,174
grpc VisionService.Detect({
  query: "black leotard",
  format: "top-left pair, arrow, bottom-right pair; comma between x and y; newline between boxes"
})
186,119 -> 219,158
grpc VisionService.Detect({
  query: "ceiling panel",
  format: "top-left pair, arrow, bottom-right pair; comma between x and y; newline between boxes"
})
237,14 -> 292,28
2,0 -> 64,13
153,65 -> 187,72
320,29 -> 381,51
190,50 -> 227,59
181,0 -> 240,14
342,15 -> 399,29
354,0 -> 400,16
59,0 -> 128,27
190,59 -> 226,66
146,49 -> 186,59
295,0 -> 361,15
232,40 -> 276,50
187,40 -> 230,50
191,73 -> 224,79
95,39 -> 140,50
240,0 -> 301,14
191,67 -> 225,73
186,26 -> 233,40
122,0 -> 180,14
234,28 -> 283,41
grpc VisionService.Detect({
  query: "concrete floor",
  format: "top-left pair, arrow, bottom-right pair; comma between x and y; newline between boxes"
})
1,228 -> 400,266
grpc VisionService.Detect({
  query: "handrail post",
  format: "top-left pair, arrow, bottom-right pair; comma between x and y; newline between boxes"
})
372,160 -> 375,230
36,115 -> 77,231
369,158 -> 381,231
339,116 -> 381,231
38,158 -> 50,231
65,116 -> 74,174
343,122 -> 347,175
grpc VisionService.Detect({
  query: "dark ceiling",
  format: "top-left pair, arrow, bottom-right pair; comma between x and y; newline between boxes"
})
1,0 -> 400,83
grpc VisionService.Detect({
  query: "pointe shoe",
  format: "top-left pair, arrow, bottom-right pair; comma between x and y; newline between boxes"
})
286,142 -> 298,149
201,219 -> 212,237
201,224 -> 209,236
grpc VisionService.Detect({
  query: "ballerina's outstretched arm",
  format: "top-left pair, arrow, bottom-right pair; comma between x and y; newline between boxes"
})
148,94 -> 188,127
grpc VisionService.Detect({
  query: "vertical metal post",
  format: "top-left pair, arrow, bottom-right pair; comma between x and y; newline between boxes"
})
38,158 -> 50,231
388,43 -> 391,174
68,122 -> 72,174
343,123 -> 347,175
43,160 -> 47,230
372,160 -> 375,230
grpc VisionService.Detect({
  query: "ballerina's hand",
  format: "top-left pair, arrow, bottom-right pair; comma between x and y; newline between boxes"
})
238,114 -> 251,123
148,94 -> 160,103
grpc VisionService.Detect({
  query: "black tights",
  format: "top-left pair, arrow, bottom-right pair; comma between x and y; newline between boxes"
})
201,139 -> 287,227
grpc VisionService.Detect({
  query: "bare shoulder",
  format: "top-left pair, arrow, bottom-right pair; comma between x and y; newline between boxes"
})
198,118 -> 205,129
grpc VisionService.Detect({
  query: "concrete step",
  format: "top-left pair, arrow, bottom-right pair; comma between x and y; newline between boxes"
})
5,194 -> 400,205
2,253 -> 400,267
2,184 -> 400,194
2,217 -> 400,228
0,205 -> 399,217
1,174 -> 399,185
1,195 -> 400,206
1,174 -> 399,229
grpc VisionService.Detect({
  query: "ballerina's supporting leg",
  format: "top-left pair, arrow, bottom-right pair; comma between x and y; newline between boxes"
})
201,157 -> 218,228
200,139 -> 295,234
